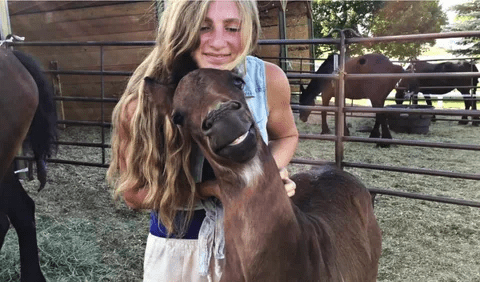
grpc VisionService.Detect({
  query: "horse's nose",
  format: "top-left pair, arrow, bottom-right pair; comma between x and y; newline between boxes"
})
202,101 -> 242,132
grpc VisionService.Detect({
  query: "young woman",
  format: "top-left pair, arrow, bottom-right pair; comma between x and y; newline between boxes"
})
107,0 -> 298,281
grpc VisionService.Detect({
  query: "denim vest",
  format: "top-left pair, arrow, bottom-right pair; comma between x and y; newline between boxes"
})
243,56 -> 269,143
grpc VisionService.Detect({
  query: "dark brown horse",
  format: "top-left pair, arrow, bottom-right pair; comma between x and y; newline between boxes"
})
152,69 -> 382,281
395,60 -> 479,125
299,53 -> 404,140
0,47 -> 57,281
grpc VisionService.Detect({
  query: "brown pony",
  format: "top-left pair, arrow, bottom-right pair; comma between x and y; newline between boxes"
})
299,53 -> 404,141
148,68 -> 382,281
0,47 -> 57,282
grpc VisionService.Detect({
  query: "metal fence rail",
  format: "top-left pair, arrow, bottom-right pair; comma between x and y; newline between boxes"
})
9,30 -> 480,207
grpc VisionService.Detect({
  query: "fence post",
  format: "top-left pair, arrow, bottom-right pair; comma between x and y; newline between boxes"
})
335,30 -> 347,169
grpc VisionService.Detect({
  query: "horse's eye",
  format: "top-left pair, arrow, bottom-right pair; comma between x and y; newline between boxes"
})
172,111 -> 185,125
233,77 -> 245,90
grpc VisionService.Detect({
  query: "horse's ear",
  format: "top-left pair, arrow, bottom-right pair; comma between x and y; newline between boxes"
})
144,77 -> 173,112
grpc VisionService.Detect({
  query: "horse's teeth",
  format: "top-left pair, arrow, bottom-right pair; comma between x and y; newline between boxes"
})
229,131 -> 248,146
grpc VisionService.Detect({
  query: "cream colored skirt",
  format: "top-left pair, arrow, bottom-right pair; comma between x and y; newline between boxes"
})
143,233 -> 224,282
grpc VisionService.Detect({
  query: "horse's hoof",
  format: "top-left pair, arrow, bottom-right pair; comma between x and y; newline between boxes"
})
321,130 -> 331,135
376,143 -> 391,148
458,120 -> 469,125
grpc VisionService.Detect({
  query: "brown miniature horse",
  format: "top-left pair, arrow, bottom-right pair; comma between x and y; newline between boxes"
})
0,47 -> 57,282
150,69 -> 381,281
396,60 -> 479,125
299,53 -> 404,140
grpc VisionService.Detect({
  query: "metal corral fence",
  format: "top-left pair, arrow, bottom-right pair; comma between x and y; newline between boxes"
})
9,30 -> 480,209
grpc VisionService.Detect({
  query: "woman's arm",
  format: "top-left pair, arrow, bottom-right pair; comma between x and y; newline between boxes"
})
265,61 -> 299,168
264,61 -> 299,196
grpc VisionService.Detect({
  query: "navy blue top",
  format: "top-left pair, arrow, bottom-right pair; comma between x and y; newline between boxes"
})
150,209 -> 206,239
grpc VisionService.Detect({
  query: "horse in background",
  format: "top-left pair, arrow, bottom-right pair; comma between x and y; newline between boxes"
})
299,53 -> 404,143
0,47 -> 57,282
166,69 -> 381,281
395,60 -> 479,125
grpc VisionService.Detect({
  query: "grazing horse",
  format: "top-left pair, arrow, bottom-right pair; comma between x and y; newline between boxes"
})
395,61 -> 479,125
299,53 -> 404,141
153,69 -> 382,281
0,47 -> 57,282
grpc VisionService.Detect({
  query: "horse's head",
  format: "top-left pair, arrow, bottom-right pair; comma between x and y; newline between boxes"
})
172,69 -> 260,168
298,84 -> 314,122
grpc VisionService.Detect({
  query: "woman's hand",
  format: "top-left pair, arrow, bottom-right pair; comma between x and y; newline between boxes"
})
196,180 -> 221,199
279,167 -> 296,197
123,187 -> 150,210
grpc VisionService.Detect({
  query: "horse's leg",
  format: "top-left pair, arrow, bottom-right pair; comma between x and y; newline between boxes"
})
0,211 -> 9,249
423,94 -> 437,122
369,113 -> 381,139
472,93 -> 479,126
412,93 -> 419,105
370,112 -> 392,148
3,170 -> 46,282
369,98 -> 381,139
321,92 -> 331,134
344,117 -> 350,136
370,99 -> 392,147
0,176 -> 10,250
459,91 -> 470,125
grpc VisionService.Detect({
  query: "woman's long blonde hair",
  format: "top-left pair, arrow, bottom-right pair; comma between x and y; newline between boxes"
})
107,0 -> 260,233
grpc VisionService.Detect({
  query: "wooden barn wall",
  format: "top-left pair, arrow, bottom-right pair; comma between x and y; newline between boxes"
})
257,1 -> 311,73
9,0 -> 310,123
9,1 -> 157,122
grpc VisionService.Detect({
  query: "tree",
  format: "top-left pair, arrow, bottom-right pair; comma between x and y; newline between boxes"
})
311,0 -> 447,60
445,0 -> 480,56
312,0 -> 384,57
368,1 -> 447,60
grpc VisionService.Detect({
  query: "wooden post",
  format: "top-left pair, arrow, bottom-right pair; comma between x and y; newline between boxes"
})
49,61 -> 66,129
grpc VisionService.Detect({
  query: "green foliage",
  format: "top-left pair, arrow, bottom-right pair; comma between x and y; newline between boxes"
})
368,1 -> 447,60
312,0 -> 384,56
311,0 -> 447,60
445,0 -> 480,56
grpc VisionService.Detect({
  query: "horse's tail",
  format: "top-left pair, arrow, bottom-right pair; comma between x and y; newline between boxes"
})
13,50 -> 58,189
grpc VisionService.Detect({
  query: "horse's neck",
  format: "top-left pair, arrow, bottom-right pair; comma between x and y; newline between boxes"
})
219,145 -> 297,226
217,145 -> 302,279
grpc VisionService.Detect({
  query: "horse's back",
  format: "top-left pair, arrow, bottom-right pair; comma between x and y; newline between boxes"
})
291,165 -> 373,219
0,48 -> 39,182
344,54 -> 402,100
291,166 -> 382,281
415,61 -> 478,93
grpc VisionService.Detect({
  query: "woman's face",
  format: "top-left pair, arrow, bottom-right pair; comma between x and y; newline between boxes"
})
192,0 -> 243,70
